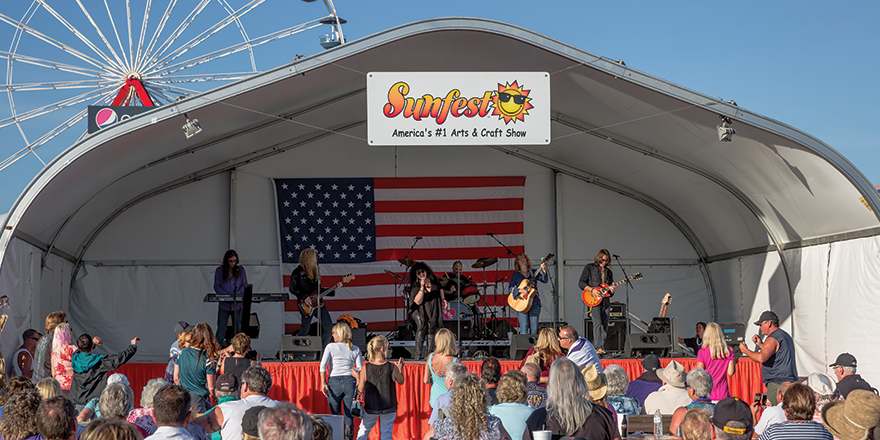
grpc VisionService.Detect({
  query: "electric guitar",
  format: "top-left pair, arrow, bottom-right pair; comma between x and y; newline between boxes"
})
658,293 -> 671,317
581,272 -> 643,307
297,274 -> 355,317
508,253 -> 554,313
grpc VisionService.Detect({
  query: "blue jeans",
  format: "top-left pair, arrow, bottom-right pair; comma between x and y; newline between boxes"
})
216,307 -> 242,345
327,375 -> 357,428
517,302 -> 541,334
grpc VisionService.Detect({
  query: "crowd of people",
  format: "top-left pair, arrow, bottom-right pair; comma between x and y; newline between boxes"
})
2,304 -> 879,440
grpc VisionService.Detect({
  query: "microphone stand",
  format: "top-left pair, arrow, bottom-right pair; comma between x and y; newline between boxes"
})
487,233 -> 516,334
614,255 -> 635,289
487,233 -> 516,258
399,237 -> 421,341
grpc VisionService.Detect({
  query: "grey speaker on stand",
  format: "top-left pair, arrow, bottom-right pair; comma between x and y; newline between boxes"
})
280,335 -> 322,361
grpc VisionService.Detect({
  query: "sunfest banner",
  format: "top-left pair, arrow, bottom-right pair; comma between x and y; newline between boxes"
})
367,72 -> 550,146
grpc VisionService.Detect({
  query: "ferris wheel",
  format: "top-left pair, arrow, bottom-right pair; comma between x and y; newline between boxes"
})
0,0 -> 346,172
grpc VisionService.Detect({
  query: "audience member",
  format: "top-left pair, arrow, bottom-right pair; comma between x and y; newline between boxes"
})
166,323 -> 192,383
79,418 -> 142,440
670,368 -> 715,436
680,407 -> 712,440
77,373 -> 131,422
678,321 -> 707,355
35,379 -> 61,401
204,374 -> 240,440
753,381 -> 791,436
220,333 -> 260,380
50,324 -> 77,397
11,329 -> 42,380
0,389 -> 42,440
830,353 -> 875,399
523,358 -> 616,440
424,328 -> 458,409
308,416 -> 332,440
488,370 -> 534,440
240,406 -> 266,440
70,334 -> 138,406
623,354 -> 663,408
128,378 -> 170,436
425,373 -> 511,440
822,389 -> 880,440
604,364 -> 641,415
711,397 -> 753,440
194,366 -> 278,440
355,336 -> 404,440
695,322 -> 737,401
257,403 -> 312,440
319,323 -> 362,440
427,362 -> 467,425
34,312 -> 66,382
757,382 -> 832,439
558,326 -> 602,371
174,323 -> 221,413
481,357 -> 501,406
35,397 -> 76,440
99,382 -> 149,438
805,372 -> 840,422
739,311 -> 798,405
521,363 -> 546,409
644,360 -> 690,414
582,364 -> 620,439
518,327 -> 563,384
147,384 -> 194,440
0,377 -> 35,418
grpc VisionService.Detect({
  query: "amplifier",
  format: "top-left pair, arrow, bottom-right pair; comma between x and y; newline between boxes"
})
720,323 -> 746,356
609,303 -> 627,319
625,333 -> 671,358
279,335 -> 322,362
509,334 -> 537,360
586,318 -> 627,352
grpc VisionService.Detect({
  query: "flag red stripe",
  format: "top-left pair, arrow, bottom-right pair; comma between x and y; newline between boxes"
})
374,176 -> 525,189
375,198 -> 522,213
284,294 -> 519,312
377,247 -> 524,262
375,222 -> 523,237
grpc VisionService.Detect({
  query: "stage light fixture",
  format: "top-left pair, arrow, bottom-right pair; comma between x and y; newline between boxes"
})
717,115 -> 735,142
182,115 -> 202,139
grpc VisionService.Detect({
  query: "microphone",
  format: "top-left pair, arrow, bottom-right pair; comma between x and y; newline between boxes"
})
415,236 -> 423,240
487,232 -> 495,236
613,254 -> 621,258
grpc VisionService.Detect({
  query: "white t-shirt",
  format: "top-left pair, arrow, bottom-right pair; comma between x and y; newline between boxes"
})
755,402 -> 786,434
319,342 -> 363,377
219,394 -> 278,440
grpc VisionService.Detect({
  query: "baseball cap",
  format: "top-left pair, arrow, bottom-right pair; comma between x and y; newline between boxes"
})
641,354 -> 661,371
241,405 -> 268,437
216,373 -> 239,392
712,397 -> 753,435
753,311 -> 778,325
829,353 -> 857,368
174,321 -> 191,335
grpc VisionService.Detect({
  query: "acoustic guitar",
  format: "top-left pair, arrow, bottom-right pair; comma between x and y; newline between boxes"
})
297,274 -> 355,317
581,272 -> 643,307
507,253 -> 554,313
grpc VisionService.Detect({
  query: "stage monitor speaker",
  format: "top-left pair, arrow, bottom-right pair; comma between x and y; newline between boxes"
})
625,333 -> 671,358
647,316 -> 680,355
509,334 -> 537,360
720,323 -> 746,356
279,335 -> 322,361
585,318 -> 627,353
443,321 -> 473,340
226,313 -> 260,340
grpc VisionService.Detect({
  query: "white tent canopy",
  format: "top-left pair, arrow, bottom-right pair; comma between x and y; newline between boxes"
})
1,18 -> 878,383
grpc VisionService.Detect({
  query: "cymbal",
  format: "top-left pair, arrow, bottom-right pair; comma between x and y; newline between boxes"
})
437,276 -> 454,290
471,257 -> 498,269
397,258 -> 415,267
384,270 -> 405,282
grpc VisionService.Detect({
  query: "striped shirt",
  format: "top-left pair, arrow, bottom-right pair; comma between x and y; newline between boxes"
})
757,420 -> 832,440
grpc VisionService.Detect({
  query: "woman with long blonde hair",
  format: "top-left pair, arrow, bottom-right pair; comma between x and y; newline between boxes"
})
51,322 -> 77,395
424,328 -> 459,409
508,253 -> 548,335
174,322 -> 221,413
355,335 -> 404,440
320,322 -> 363,440
289,248 -> 343,347
426,373 -> 511,440
695,322 -> 737,400
518,327 -> 563,384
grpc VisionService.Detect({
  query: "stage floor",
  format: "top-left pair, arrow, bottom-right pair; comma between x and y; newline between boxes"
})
116,357 -> 765,440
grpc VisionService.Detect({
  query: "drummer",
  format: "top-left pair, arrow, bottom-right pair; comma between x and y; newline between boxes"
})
442,261 -> 471,299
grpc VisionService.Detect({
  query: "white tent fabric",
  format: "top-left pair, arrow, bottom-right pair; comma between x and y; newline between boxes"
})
0,18 -> 876,382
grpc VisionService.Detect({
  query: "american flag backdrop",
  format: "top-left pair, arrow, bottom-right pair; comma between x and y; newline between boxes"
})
274,176 -> 526,333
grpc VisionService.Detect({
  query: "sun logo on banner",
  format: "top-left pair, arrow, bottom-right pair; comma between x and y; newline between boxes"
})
491,81 -> 533,124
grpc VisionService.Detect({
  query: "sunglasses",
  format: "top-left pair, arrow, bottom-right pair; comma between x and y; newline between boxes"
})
498,92 -> 526,105
416,270 -> 426,274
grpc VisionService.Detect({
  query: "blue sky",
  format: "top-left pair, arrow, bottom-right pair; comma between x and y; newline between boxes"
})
0,0 -> 877,212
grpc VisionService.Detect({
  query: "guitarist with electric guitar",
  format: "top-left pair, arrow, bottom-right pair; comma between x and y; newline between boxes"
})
289,248 -> 352,347
508,253 -> 552,334
578,249 -> 617,354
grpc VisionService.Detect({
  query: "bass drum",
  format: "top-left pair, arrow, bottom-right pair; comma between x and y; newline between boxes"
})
442,301 -> 474,321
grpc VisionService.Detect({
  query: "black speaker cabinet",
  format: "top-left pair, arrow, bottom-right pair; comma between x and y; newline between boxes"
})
443,320 -> 473,340
351,328 -> 367,355
509,333 -> 537,360
719,323 -> 746,356
625,333 -> 671,358
585,318 -> 627,352
280,335 -> 322,361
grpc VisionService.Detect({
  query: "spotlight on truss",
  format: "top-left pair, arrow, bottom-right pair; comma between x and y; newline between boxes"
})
717,115 -> 735,142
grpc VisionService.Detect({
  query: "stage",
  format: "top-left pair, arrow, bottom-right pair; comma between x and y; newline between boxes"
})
115,357 -> 765,440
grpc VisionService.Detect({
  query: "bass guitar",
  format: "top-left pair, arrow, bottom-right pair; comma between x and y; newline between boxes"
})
581,272 -> 643,307
297,274 -> 355,318
508,253 -> 554,313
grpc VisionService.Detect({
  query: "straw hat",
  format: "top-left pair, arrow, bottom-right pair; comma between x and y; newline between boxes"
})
656,360 -> 687,388
582,364 -> 607,401
822,389 -> 880,440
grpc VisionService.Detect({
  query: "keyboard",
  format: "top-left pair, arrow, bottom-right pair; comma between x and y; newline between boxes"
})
203,293 -> 288,303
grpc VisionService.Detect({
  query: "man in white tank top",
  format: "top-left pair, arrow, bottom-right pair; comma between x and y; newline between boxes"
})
10,329 -> 41,379
194,366 -> 278,440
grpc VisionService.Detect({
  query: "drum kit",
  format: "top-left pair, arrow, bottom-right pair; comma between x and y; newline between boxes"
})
387,256 -> 513,340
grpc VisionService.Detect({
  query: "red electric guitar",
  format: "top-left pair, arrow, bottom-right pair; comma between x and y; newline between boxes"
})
581,272 -> 643,308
